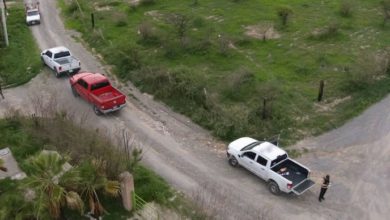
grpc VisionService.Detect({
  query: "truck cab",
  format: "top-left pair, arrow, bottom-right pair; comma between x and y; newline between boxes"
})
227,137 -> 315,195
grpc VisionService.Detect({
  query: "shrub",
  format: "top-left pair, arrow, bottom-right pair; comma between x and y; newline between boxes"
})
138,21 -> 160,45
340,1 -> 353,17
309,22 -> 340,40
344,52 -> 389,91
167,13 -> 190,39
218,34 -> 231,56
277,6 -> 293,27
222,68 -> 255,101
112,12 -> 128,27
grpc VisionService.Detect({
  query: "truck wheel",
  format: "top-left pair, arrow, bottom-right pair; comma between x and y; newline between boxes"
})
93,105 -> 102,116
71,86 -> 79,97
268,181 -> 280,195
228,156 -> 239,167
41,57 -> 45,66
55,70 -> 60,78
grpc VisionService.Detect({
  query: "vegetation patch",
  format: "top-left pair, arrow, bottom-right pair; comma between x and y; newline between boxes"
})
0,111 -> 202,219
0,5 -> 41,86
58,0 -> 390,145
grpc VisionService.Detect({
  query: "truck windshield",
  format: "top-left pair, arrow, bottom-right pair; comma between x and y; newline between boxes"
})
241,141 -> 261,151
271,154 -> 288,167
54,51 -> 71,59
91,81 -> 110,91
27,11 -> 39,16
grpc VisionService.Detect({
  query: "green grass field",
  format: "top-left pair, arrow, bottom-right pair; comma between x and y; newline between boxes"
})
59,0 -> 390,145
0,5 -> 41,86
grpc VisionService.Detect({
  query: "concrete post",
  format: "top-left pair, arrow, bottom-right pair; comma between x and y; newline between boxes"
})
119,171 -> 134,211
1,7 -> 8,47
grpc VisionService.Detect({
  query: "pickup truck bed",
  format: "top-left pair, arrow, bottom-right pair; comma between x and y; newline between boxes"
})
56,58 -> 73,65
271,159 -> 308,186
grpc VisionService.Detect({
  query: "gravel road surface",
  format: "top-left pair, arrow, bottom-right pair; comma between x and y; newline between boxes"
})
1,1 -> 389,219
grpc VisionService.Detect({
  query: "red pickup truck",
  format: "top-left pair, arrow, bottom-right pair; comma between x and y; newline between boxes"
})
69,72 -> 126,115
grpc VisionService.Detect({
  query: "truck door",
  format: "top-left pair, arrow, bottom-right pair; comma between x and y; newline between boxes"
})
252,155 -> 268,179
75,79 -> 89,100
240,151 -> 257,173
43,50 -> 53,67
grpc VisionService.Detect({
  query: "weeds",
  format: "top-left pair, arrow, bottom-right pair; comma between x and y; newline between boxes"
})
340,1 -> 353,17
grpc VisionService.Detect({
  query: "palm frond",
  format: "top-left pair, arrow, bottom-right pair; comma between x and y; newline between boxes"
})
65,191 -> 84,214
104,180 -> 120,197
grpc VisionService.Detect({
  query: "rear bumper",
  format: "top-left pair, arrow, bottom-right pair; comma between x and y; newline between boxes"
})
60,67 -> 81,76
100,103 -> 126,114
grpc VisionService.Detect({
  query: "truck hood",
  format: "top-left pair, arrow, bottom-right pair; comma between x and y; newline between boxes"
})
228,137 -> 258,152
26,14 -> 40,22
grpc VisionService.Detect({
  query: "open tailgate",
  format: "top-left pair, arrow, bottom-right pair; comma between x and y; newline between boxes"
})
292,179 -> 315,195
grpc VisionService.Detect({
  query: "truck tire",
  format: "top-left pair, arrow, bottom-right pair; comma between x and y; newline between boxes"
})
71,86 -> 79,97
93,105 -> 102,116
41,57 -> 45,66
55,70 -> 60,78
268,181 -> 280,195
228,156 -> 239,167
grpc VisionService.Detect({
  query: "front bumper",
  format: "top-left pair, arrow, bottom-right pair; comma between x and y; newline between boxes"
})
27,20 -> 40,25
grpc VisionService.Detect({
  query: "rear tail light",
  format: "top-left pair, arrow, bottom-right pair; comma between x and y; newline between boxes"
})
58,66 -> 62,72
287,183 -> 293,189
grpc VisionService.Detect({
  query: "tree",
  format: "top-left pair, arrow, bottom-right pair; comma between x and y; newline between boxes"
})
25,151 -> 84,219
168,13 -> 190,39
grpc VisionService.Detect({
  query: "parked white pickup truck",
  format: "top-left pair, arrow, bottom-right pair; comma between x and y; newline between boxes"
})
41,46 -> 81,78
227,137 -> 315,195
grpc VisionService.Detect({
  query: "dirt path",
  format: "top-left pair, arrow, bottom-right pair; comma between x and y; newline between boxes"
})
1,1 -> 389,219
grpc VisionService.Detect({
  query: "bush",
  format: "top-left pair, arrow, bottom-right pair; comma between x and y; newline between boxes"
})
112,12 -> 128,27
309,22 -> 340,40
340,1 -> 353,17
222,68 -> 255,101
138,21 -> 161,45
277,6 -> 293,27
343,52 -> 389,92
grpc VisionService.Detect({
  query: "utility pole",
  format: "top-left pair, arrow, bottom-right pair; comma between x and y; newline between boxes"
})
0,1 -> 8,47
3,0 -> 7,12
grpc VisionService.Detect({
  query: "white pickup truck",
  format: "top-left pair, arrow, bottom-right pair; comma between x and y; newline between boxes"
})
226,137 -> 315,195
41,46 -> 81,78
25,1 -> 41,25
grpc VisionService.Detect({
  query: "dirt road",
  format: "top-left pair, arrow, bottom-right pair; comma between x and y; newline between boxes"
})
1,1 -> 389,219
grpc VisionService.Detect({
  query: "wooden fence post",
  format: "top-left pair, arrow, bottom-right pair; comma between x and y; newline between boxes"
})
318,80 -> 324,102
91,13 -> 95,28
119,171 -> 134,211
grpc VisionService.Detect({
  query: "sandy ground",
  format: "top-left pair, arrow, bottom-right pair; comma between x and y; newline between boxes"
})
0,1 -> 389,219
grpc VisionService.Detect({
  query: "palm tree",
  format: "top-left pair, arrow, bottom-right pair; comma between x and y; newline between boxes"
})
77,158 -> 120,219
25,151 -> 84,219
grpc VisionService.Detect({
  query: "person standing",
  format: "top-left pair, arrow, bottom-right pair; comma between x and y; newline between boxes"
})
319,174 -> 330,202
